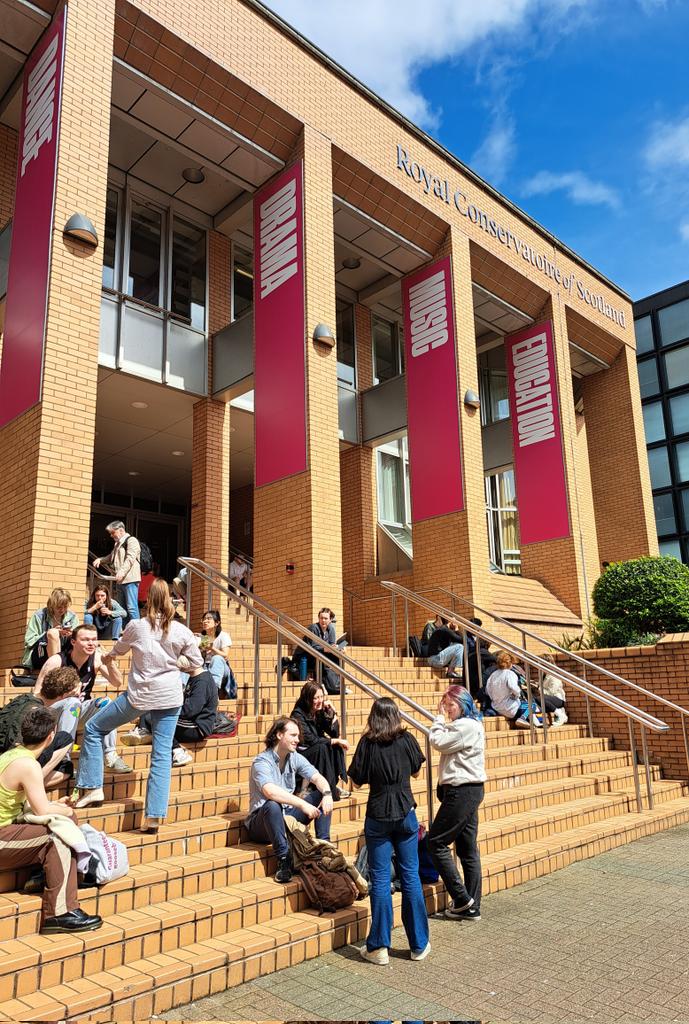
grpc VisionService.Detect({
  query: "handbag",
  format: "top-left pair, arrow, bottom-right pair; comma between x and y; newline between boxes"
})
10,666 -> 37,688
80,824 -> 129,884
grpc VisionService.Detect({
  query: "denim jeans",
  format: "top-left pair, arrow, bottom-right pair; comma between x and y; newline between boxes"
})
207,654 -> 232,692
76,692 -> 180,818
428,643 -> 464,672
83,612 -> 123,640
364,808 -> 429,954
51,696 -> 117,754
428,782 -> 483,910
119,582 -> 140,621
245,789 -> 330,859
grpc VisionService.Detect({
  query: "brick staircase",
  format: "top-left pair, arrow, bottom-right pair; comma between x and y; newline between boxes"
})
0,638 -> 688,1021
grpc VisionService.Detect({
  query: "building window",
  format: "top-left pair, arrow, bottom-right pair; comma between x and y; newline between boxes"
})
638,357 -> 660,398
170,218 -> 206,330
681,489 -> 689,530
372,316 -> 404,385
127,199 -> 163,306
648,446 -> 672,489
634,315 -> 654,355
658,298 -> 689,348
485,468 -> 520,574
659,538 -> 682,560
642,401 -> 665,443
653,492 -> 676,535
376,437 -> 411,526
479,349 -> 510,425
336,300 -> 356,387
669,394 -> 689,436
675,441 -> 689,483
102,188 -> 118,291
232,245 -> 253,320
664,344 -> 689,390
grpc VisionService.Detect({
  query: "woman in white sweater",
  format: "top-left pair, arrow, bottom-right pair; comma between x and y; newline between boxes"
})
73,580 -> 203,831
427,684 -> 486,921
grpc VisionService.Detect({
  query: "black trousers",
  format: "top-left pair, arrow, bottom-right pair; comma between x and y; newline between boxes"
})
428,782 -> 484,910
541,695 -> 565,713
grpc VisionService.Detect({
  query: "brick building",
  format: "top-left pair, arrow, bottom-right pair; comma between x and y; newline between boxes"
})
0,0 -> 657,663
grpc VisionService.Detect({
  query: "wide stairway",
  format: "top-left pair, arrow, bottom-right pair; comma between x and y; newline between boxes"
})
1,609 -> 689,1021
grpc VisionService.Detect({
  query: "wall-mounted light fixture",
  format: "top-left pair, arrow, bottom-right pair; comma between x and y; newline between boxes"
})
182,166 -> 205,184
312,322 -> 336,349
63,213 -> 98,247
342,256 -> 361,270
463,389 -> 481,410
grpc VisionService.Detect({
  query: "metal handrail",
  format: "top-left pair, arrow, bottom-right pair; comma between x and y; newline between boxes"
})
380,579 -> 669,812
178,557 -> 437,820
438,587 -> 689,782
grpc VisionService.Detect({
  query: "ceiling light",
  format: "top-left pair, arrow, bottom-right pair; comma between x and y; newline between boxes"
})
131,401 -> 148,409
342,256 -> 361,270
171,450 -> 185,457
182,166 -> 205,184
128,470 -> 140,476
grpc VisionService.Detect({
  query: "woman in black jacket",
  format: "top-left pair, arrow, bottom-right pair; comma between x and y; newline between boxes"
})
290,682 -> 350,799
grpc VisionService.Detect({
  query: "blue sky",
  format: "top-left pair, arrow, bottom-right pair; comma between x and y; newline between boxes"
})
263,0 -> 689,300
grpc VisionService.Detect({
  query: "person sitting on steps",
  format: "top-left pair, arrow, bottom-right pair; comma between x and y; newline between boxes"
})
535,653 -> 568,726
244,716 -> 334,884
196,609 -> 235,696
83,584 -> 127,641
426,619 -> 466,678
485,650 -> 536,729
290,682 -> 350,801
21,588 -> 79,671
297,608 -> 348,695
0,705 -> 102,934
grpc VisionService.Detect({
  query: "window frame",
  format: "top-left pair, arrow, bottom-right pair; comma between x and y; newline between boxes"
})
372,314 -> 404,386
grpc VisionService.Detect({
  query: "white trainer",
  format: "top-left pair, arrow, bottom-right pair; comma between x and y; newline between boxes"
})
359,945 -> 389,966
411,941 -> 431,961
172,747 -> 193,767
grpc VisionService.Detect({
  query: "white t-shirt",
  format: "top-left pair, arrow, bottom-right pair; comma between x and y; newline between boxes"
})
486,668 -> 522,718
212,631 -> 232,654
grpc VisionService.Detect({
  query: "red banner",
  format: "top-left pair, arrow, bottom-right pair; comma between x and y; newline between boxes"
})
253,162 -> 307,487
0,9 -> 66,428
402,256 -> 464,522
505,320 -> 570,544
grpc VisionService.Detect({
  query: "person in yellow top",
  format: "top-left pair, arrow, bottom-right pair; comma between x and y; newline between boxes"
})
0,705 -> 102,934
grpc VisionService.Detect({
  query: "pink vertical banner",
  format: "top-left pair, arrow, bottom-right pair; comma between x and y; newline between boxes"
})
0,8 -> 67,428
253,162 -> 307,487
505,320 -> 570,544
402,256 -> 464,522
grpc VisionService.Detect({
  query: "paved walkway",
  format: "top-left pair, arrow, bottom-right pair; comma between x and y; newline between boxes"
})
161,824 -> 689,1023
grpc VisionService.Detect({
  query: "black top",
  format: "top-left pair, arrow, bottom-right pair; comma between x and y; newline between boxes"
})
177,670 -> 218,737
426,627 -> 463,657
348,731 -> 425,822
291,705 -> 340,749
59,651 -> 97,700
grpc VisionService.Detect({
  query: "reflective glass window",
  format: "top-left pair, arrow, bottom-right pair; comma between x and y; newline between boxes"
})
232,245 -> 253,320
171,218 -> 206,330
659,538 -> 682,560
664,344 -> 689,389
336,301 -> 356,387
634,315 -> 654,354
676,441 -> 689,483
648,445 -> 671,488
681,490 -> 689,531
658,298 -> 689,347
127,200 -> 162,305
102,188 -> 118,290
373,317 -> 402,384
638,357 -> 659,398
670,393 -> 689,436
653,492 -> 676,535
642,401 -> 665,444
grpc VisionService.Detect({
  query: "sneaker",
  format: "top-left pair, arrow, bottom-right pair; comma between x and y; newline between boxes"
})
275,855 -> 293,884
359,945 -> 389,966
104,753 -> 132,773
552,708 -> 568,726
121,727 -> 152,746
336,785 -> 351,800
514,717 -> 530,729
41,909 -> 103,934
172,747 -> 193,767
410,941 -> 431,961
445,902 -> 481,921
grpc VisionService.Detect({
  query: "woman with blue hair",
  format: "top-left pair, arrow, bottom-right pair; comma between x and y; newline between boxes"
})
427,684 -> 486,921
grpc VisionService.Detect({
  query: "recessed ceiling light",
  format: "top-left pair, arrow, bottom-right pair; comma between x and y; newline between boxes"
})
131,401 -> 148,409
128,470 -> 140,476
182,166 -> 205,184
171,450 -> 185,457
342,256 -> 361,270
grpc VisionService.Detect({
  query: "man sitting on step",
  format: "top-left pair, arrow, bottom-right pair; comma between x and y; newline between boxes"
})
245,716 -> 334,883
0,705 -> 102,934
33,624 -> 132,775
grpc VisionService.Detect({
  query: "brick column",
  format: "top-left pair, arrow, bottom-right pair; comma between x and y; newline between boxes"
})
411,227 -> 492,624
581,342 -> 658,564
253,126 -> 343,625
0,0 -> 115,665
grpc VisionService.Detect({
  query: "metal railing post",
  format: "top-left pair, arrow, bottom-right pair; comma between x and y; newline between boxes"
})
207,581 -> 212,610
404,598 -> 410,658
425,733 -> 435,826
521,631 -> 536,745
339,676 -> 348,740
316,658 -> 322,688
682,714 -> 689,782
537,668 -> 549,745
640,726 -> 654,810
582,662 -> 595,738
391,593 -> 397,654
461,629 -> 468,688
276,633 -> 283,717
628,719 -> 643,813
253,616 -> 261,716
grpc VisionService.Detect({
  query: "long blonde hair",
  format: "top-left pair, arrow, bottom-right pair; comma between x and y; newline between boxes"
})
146,578 -> 175,633
46,588 -> 71,622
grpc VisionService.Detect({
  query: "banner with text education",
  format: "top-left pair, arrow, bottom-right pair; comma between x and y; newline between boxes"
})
253,161 -> 307,487
505,320 -> 570,544
402,256 -> 464,522
0,8 -> 66,428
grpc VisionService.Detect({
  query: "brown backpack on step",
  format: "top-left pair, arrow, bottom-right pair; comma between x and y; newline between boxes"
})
298,858 -> 358,914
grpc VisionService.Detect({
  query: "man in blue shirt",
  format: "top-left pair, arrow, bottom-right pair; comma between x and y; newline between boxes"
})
245,716 -> 334,882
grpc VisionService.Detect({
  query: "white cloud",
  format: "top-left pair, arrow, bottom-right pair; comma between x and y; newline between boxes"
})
521,170 -> 620,209
643,113 -> 689,244
680,220 -> 689,244
470,117 -> 516,185
644,115 -> 689,169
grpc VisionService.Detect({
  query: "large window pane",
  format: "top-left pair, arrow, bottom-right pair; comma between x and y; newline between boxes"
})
232,245 -> 253,320
658,298 -> 689,347
659,538 -> 682,560
648,446 -> 671,488
171,218 -> 206,330
681,490 -> 689,531
336,301 -> 356,387
127,201 -> 162,305
102,188 -> 118,290
676,441 -> 689,483
485,468 -> 520,574
634,315 -> 654,354
638,357 -> 659,398
653,492 -> 676,535
642,401 -> 665,443
670,394 -> 689,436
377,449 -> 404,524
664,344 -> 689,389
373,317 -> 401,385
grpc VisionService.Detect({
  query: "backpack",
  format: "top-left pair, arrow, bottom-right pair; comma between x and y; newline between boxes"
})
408,635 -> 423,658
298,859 -> 358,913
125,537 -> 153,574
417,824 -> 440,884
210,711 -> 239,737
80,824 -> 129,884
0,694 -> 41,753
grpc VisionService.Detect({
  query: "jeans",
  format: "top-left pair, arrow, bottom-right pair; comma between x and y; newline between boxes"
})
83,613 -> 122,640
364,808 -> 429,954
139,713 -> 203,750
245,789 -> 331,859
119,582 -> 140,621
76,692 -> 180,818
51,696 -> 116,754
428,783 -> 484,910
429,643 -> 464,672
207,654 -> 235,694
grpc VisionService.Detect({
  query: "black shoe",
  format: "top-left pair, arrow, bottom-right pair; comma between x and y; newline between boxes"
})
41,908 -> 103,934
445,902 -> 481,921
275,855 -> 293,884
23,868 -> 45,894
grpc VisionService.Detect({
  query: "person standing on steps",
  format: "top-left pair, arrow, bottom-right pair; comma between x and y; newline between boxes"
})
427,684 -> 486,922
348,697 -> 430,965
244,716 -> 334,884
72,579 -> 203,832
93,520 -> 141,624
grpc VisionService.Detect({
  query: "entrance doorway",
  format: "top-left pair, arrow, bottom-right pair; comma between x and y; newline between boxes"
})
89,505 -> 187,583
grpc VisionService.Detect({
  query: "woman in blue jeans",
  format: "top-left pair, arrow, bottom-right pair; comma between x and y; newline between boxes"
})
348,697 -> 430,965
72,579 -> 203,832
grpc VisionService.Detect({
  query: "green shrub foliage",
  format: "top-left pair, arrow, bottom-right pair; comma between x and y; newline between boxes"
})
592,556 -> 689,645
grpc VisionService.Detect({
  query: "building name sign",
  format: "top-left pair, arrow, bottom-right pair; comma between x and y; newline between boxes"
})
396,145 -> 626,329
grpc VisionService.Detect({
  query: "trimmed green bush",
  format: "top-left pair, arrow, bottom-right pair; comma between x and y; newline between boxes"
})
592,556 -> 689,646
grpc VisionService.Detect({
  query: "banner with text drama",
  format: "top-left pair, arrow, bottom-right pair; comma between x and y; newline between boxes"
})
402,256 -> 464,522
0,8 -> 66,428
253,161 -> 307,487
505,320 -> 570,544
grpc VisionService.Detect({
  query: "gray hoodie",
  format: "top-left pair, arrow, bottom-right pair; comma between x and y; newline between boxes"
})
429,715 -> 487,786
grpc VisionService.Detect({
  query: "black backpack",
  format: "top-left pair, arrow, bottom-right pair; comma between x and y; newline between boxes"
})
0,694 -> 41,753
126,537 -> 153,574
